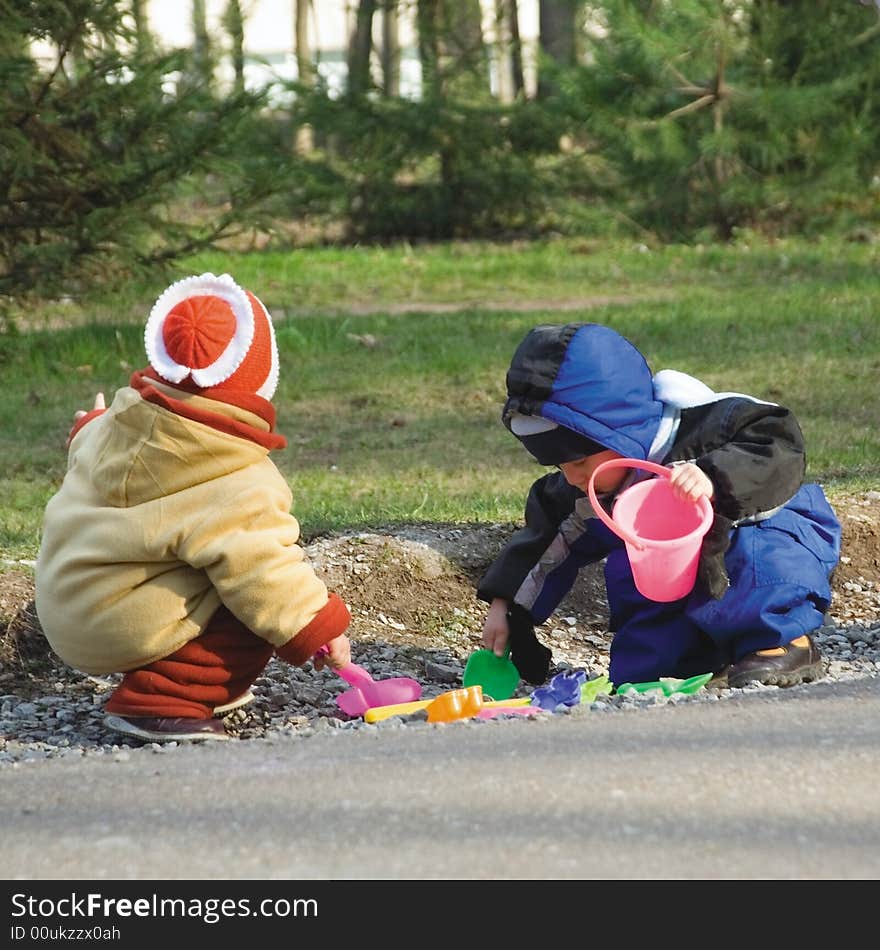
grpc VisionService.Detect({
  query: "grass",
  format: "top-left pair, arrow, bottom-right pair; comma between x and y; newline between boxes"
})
2,235 -> 878,562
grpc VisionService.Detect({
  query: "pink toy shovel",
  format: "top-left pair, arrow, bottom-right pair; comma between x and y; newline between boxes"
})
316,646 -> 422,716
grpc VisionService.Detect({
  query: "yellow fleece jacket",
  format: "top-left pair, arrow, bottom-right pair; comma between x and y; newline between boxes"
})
36,383 -> 344,674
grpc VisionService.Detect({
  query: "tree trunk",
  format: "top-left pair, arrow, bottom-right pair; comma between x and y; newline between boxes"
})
347,0 -> 377,96
224,0 -> 246,94
67,30 -> 87,81
538,0 -> 577,98
131,0 -> 154,56
417,0 -> 441,99
493,0 -> 514,102
442,0 -> 489,97
295,0 -> 315,87
191,0 -> 213,91
381,1 -> 400,97
294,0 -> 314,153
493,0 -> 525,101
508,0 -> 525,98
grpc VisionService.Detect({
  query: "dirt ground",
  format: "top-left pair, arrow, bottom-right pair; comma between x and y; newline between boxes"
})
2,490 -> 878,700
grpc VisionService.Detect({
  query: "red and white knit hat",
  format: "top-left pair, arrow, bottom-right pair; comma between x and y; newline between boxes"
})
144,273 -> 279,400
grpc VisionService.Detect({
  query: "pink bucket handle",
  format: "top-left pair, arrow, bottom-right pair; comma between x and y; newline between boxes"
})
587,458 -> 676,551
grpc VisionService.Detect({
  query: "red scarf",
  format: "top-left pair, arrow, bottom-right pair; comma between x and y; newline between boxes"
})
131,368 -> 287,450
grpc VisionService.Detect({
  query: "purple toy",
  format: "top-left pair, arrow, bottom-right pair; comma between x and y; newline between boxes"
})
530,669 -> 588,711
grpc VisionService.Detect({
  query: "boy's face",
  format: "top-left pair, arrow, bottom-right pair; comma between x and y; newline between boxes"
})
558,450 -> 627,494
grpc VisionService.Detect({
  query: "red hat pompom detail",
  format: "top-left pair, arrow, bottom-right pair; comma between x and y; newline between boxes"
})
144,273 -> 279,399
163,295 -> 237,370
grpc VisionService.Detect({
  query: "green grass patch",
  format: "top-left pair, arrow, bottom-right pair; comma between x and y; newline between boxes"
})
2,236 -> 878,561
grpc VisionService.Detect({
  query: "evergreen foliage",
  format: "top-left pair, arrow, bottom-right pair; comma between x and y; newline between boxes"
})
290,86 -> 580,241
557,0 -> 880,239
2,0 -> 879,310
0,0 -> 275,305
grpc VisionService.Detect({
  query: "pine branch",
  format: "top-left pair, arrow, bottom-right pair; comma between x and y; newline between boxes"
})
15,19 -> 84,128
664,93 -> 715,120
849,22 -> 880,47
673,84 -> 711,97
665,61 -> 705,97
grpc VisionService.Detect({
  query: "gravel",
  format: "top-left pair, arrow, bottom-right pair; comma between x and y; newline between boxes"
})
0,510 -> 880,770
2,614 -> 878,769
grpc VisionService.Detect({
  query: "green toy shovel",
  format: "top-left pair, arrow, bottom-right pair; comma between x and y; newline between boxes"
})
614,672 -> 713,697
462,647 -> 520,701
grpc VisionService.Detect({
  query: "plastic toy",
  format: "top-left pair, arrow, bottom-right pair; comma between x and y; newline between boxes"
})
316,646 -> 422,716
425,686 -> 545,723
580,674 -> 613,703
614,672 -> 714,697
462,647 -> 520,700
530,670 -> 588,711
363,691 -> 535,724
356,671 -> 711,722
426,686 -> 483,722
587,458 -> 713,602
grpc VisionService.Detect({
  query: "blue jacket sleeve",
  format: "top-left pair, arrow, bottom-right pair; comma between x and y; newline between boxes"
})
477,471 -> 615,622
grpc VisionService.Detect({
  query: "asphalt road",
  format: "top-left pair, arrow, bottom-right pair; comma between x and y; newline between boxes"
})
3,676 -> 880,881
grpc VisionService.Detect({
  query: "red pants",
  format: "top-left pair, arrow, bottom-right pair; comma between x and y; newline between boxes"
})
104,607 -> 274,720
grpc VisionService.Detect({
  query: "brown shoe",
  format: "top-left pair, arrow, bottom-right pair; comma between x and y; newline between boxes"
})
725,635 -> 825,689
104,714 -> 229,742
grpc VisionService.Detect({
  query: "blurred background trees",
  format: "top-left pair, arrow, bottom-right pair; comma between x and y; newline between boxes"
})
2,0 -> 879,306
0,0 -> 289,304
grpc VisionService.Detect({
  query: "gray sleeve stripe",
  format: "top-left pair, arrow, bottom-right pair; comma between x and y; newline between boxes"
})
514,497 -> 594,611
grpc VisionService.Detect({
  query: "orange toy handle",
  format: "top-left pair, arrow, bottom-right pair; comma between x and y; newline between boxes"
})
364,694 -> 532,724
587,457 -> 673,551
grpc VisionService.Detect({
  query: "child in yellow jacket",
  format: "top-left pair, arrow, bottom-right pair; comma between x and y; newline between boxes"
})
36,273 -> 351,742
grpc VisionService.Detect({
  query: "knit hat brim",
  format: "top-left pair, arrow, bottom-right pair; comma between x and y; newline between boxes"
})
144,273 -> 279,400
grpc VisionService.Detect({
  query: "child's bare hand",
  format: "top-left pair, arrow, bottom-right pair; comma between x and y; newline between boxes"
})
74,392 -> 105,421
668,462 -> 714,503
481,598 -> 511,657
314,634 -> 351,671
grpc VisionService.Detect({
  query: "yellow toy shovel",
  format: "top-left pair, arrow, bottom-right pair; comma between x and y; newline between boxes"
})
364,691 -> 532,723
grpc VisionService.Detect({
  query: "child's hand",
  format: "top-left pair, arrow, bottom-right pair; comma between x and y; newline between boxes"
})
74,391 -> 105,421
314,634 -> 351,671
668,462 -> 714,503
482,598 -> 511,657
67,392 -> 106,445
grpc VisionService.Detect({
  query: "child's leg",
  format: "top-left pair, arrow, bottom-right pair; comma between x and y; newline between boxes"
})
604,549 -> 727,686
686,485 -> 841,686
104,606 -> 274,720
688,485 -> 840,658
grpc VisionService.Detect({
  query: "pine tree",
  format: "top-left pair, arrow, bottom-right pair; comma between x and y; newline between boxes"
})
563,0 -> 880,239
0,0 -> 273,308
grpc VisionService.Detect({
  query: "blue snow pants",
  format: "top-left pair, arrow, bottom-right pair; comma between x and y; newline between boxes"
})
604,483 -> 842,686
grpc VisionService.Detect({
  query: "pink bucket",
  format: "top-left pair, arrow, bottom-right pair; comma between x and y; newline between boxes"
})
587,458 -> 713,602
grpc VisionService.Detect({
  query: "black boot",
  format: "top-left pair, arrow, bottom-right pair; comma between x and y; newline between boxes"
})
507,605 -> 552,685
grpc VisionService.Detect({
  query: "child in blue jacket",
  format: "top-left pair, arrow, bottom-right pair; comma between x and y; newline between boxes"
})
478,323 -> 842,689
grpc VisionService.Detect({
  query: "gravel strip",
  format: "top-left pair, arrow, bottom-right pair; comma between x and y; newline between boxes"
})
2,616 -> 878,768
2,521 -> 878,768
